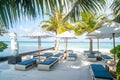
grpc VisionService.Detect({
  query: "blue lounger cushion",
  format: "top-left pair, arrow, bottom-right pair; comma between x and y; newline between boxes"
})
39,58 -> 58,65
84,50 -> 89,53
68,54 -> 77,57
54,53 -> 63,57
40,53 -> 53,56
101,55 -> 113,59
17,59 -> 36,65
87,54 -> 95,58
90,64 -> 113,80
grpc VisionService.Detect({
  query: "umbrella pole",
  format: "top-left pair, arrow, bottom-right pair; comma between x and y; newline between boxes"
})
97,38 -> 99,56
65,38 -> 68,57
97,38 -> 99,52
112,33 -> 116,70
66,38 -> 68,52
38,36 -> 41,61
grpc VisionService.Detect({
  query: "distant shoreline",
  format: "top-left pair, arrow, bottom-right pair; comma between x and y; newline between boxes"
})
2,40 -> 120,43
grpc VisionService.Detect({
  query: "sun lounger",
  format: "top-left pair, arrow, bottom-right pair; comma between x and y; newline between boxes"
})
86,54 -> 97,61
93,51 -> 101,54
40,52 -> 53,59
15,59 -> 37,70
53,53 -> 64,59
59,49 -> 65,53
101,55 -> 113,62
84,50 -> 92,55
38,58 -> 58,70
84,50 -> 90,53
66,53 -> 77,61
66,50 -> 73,54
89,64 -> 113,80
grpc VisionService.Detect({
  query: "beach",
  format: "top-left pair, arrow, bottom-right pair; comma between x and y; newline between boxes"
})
0,49 -> 106,80
0,41 -> 117,80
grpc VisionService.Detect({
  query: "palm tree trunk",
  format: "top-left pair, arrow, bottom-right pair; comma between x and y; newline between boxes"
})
38,36 -> 41,61
54,32 -> 58,52
112,33 -> 116,71
89,38 -> 93,53
56,38 -> 60,52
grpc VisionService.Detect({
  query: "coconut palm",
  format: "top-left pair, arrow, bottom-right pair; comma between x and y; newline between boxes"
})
0,25 -> 7,36
0,0 -> 106,30
74,12 -> 108,53
111,0 -> 120,23
41,9 -> 74,51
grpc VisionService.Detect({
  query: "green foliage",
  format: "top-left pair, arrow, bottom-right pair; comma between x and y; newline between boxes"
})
111,45 -> 120,80
0,41 -> 8,52
117,60 -> 120,80
74,12 -> 107,35
110,45 -> 120,59
41,9 -> 74,35
0,0 -> 106,29
111,0 -> 120,23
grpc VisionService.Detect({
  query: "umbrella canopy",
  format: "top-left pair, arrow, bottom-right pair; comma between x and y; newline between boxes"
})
21,27 -> 53,61
56,31 -> 76,52
22,27 -> 53,38
87,22 -> 120,69
56,31 -> 77,39
87,22 -> 120,38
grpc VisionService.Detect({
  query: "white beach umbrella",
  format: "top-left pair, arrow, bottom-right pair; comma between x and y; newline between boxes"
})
56,31 -> 77,52
21,27 -> 53,60
87,22 -> 120,38
22,27 -> 53,49
87,22 -> 120,67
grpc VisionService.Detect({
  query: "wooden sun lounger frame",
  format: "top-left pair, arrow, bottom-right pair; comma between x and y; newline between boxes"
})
15,60 -> 37,71
87,57 -> 97,62
101,55 -> 113,62
66,56 -> 76,61
86,54 -> 97,62
38,58 -> 59,70
66,54 -> 77,61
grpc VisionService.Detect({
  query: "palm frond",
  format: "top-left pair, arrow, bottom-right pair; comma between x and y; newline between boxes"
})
0,0 -> 68,29
65,0 -> 106,21
110,0 -> 120,23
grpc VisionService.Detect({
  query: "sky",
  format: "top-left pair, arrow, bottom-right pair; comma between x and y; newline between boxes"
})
0,1 -> 120,42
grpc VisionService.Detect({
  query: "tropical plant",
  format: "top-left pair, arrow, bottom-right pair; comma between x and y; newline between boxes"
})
74,12 -> 108,34
74,12 -> 107,52
41,8 -> 74,51
0,25 -> 8,36
0,0 -> 106,29
110,45 -> 120,79
110,45 -> 120,59
0,41 -> 8,52
117,60 -> 120,80
111,0 -> 120,23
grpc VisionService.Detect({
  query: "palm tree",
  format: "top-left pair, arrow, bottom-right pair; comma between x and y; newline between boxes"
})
111,0 -> 120,23
74,12 -> 108,53
41,9 -> 74,51
0,25 -> 7,36
0,0 -> 106,30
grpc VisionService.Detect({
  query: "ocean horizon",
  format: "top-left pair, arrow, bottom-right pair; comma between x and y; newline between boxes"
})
0,41 -> 120,57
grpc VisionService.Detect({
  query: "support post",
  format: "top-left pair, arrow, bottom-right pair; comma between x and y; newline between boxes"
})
112,33 -> 116,71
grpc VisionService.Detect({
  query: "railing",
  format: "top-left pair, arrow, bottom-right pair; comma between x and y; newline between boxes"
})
19,47 -> 54,56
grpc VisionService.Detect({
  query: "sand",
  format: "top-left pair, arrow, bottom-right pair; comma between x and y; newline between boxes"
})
0,49 -> 113,80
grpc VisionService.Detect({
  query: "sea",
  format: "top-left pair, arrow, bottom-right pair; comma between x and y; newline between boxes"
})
0,41 -> 120,57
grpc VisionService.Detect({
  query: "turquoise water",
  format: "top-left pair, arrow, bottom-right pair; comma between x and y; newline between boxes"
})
0,41 -> 120,57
